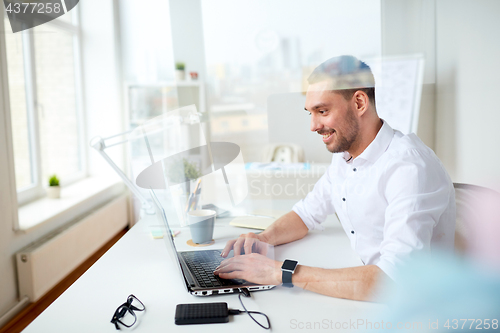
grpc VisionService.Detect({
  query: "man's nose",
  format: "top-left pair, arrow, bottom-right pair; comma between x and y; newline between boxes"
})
310,114 -> 322,132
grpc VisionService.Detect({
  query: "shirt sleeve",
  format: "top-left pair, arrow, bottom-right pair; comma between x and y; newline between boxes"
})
375,149 -> 453,281
292,164 -> 336,231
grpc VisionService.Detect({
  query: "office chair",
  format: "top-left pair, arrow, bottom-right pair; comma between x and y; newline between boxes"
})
262,143 -> 305,163
453,183 -> 500,254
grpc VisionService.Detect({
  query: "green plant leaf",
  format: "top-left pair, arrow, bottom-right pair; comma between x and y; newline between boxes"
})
175,62 -> 185,70
166,158 -> 201,184
49,175 -> 60,187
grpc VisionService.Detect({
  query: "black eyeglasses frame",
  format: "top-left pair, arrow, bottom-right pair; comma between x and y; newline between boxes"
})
110,294 -> 146,330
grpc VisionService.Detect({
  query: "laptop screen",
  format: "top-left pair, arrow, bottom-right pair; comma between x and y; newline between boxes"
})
149,188 -> 190,290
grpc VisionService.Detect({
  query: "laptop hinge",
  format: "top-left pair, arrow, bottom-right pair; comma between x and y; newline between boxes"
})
178,254 -> 197,287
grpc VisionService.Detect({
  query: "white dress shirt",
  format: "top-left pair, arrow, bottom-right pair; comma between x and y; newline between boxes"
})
292,120 -> 456,280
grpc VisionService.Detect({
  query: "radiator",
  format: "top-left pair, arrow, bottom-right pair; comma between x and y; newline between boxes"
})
16,194 -> 129,302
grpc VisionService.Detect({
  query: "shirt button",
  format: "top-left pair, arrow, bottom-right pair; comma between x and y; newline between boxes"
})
351,230 -> 355,234
342,198 -> 346,201
353,168 -> 357,172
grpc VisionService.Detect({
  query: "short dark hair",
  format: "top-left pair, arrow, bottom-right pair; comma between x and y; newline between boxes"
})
307,55 -> 376,107
335,88 -> 376,106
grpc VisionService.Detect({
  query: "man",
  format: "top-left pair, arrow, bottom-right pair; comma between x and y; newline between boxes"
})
213,55 -> 456,301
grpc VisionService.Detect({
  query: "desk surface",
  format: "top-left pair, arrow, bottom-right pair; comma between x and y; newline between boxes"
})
23,200 -> 385,332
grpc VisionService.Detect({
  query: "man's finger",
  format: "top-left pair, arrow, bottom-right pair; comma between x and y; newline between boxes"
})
214,262 -> 245,274
244,238 -> 255,256
218,271 -> 244,280
221,239 -> 237,257
259,243 -> 269,256
216,257 -> 236,272
233,237 -> 245,256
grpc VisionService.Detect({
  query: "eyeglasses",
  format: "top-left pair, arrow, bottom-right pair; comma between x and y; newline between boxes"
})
110,294 -> 146,330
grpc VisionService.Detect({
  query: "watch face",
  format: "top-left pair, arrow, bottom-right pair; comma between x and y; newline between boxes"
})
282,260 -> 298,271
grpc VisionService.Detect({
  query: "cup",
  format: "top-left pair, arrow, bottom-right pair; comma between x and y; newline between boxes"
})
187,209 -> 216,244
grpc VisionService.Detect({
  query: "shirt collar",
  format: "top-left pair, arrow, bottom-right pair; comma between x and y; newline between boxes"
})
356,119 -> 394,164
342,151 -> 353,162
342,119 -> 393,164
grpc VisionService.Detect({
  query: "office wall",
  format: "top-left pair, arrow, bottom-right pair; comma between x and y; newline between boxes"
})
119,0 -> 207,83
382,0 -> 500,191
381,0 -> 436,150
119,0 -> 175,83
84,0 -> 124,176
435,0 -> 500,190
169,0 -> 207,83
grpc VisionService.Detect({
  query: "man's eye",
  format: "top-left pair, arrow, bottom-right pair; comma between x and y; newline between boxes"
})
319,110 -> 327,114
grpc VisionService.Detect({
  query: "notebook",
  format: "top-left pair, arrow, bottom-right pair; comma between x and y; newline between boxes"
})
228,209 -> 287,230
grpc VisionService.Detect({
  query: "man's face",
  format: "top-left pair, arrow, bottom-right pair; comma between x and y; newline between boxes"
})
305,81 -> 360,154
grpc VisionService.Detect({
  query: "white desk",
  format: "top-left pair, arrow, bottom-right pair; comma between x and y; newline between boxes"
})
22,200 -> 385,332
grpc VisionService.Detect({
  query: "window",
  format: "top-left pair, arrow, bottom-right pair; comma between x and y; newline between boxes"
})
3,10 -> 84,205
201,0 -> 382,162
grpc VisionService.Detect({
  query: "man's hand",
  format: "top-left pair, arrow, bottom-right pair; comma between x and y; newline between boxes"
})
214,253 -> 282,286
221,232 -> 271,257
220,211 -> 308,258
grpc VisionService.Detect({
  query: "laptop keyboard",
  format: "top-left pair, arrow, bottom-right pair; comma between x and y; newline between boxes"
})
181,250 -> 246,288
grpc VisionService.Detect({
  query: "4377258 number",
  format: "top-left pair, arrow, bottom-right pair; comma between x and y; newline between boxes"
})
444,319 -> 498,330
5,2 -> 63,14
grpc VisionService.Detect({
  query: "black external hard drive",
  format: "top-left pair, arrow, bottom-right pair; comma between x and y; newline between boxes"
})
174,302 -> 229,325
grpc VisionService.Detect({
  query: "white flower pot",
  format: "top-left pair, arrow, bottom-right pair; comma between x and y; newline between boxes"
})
47,186 -> 61,199
175,69 -> 185,81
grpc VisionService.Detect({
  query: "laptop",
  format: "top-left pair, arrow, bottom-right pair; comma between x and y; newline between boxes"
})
150,189 -> 275,296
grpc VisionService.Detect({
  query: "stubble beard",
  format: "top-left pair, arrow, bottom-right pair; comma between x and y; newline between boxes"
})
326,106 -> 359,154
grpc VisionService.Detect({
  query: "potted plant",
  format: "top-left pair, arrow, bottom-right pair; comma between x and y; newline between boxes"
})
166,158 -> 202,226
47,174 -> 61,199
175,62 -> 186,81
167,158 -> 201,192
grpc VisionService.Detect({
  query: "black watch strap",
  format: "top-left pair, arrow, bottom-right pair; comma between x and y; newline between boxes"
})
282,270 -> 293,288
281,259 -> 298,288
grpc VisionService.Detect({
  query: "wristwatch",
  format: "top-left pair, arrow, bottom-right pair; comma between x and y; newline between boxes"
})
281,259 -> 298,288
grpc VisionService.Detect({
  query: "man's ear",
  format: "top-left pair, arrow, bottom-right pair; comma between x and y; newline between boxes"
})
353,90 -> 369,115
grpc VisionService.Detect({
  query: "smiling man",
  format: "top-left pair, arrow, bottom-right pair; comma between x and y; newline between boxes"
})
214,55 -> 456,301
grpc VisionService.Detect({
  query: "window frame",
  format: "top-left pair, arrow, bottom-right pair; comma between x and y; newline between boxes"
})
2,8 -> 87,205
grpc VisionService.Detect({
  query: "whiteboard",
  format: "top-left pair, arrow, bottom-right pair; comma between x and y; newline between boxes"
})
365,55 -> 425,134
